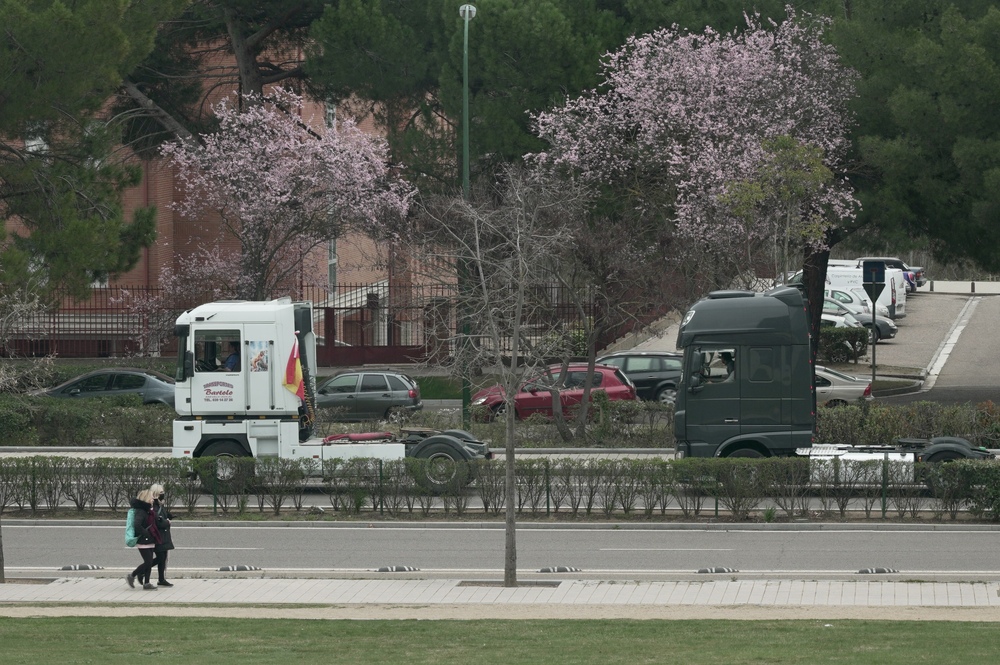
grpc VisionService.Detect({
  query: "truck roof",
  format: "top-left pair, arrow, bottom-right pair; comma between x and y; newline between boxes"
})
176,298 -> 303,325
677,286 -> 810,348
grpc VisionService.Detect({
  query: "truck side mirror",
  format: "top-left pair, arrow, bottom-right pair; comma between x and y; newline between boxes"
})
688,374 -> 703,393
184,351 -> 194,379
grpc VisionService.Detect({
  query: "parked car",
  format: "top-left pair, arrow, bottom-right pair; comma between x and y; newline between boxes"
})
471,363 -> 637,420
815,365 -> 873,407
316,370 -> 422,422
822,298 -> 897,343
820,312 -> 860,329
595,351 -> 683,404
825,287 -> 891,319
31,368 -> 176,406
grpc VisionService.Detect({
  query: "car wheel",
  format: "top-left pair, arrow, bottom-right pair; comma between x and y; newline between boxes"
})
867,325 -> 880,344
655,386 -> 677,405
385,406 -> 409,425
824,399 -> 848,408
828,347 -> 850,363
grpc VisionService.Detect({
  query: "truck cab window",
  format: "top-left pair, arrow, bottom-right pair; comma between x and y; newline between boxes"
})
703,349 -> 736,383
194,330 -> 242,372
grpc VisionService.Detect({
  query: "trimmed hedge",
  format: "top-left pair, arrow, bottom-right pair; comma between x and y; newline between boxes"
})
4,455 -> 1000,522
0,394 -> 174,447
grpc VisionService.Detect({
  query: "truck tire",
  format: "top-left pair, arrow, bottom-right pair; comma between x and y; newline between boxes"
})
725,447 -> 767,458
413,442 -> 471,494
200,440 -> 253,494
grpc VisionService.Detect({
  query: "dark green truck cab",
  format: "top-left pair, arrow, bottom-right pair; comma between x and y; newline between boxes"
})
673,287 -> 815,458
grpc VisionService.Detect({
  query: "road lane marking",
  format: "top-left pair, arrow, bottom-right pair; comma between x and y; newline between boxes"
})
600,548 -> 734,551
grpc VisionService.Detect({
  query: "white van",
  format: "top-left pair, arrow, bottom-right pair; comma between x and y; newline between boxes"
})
790,266 -> 905,319
825,266 -> 905,319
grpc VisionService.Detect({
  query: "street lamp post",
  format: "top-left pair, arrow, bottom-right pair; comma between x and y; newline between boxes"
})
459,3 -> 476,427
460,3 -> 476,199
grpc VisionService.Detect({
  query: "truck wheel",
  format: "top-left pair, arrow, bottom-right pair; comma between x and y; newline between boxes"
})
655,386 -> 677,405
200,440 -> 252,493
414,442 -> 470,493
725,447 -> 766,458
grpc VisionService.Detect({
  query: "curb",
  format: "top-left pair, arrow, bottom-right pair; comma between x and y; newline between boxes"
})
9,518 -> 1000,531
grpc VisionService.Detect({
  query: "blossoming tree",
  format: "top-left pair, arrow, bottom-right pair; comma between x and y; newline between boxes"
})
160,89 -> 414,302
531,10 -> 859,323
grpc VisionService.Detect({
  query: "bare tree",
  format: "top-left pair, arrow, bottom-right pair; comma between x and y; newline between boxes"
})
414,165 -> 587,586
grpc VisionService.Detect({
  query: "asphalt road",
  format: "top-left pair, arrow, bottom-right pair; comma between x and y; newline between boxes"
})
5,523 -> 1000,579
880,293 -> 1000,405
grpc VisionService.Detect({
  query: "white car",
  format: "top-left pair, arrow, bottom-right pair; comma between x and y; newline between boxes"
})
815,365 -> 873,407
820,312 -> 860,329
825,287 -> 892,319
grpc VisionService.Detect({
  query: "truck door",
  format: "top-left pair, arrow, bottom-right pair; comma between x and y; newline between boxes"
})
683,348 -> 741,455
740,347 -> 787,444
189,328 -> 246,416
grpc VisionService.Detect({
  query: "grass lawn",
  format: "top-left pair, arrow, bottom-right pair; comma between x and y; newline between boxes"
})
2,617 -> 999,664
415,375 -> 464,400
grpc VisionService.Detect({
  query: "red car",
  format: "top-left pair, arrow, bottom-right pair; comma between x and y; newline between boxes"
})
471,364 -> 637,420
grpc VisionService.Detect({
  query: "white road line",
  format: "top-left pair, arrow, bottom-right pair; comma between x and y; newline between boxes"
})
600,548 -> 734,552
923,296 -> 980,391
174,547 -> 261,550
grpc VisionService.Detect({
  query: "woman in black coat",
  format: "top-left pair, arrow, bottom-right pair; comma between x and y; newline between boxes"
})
150,483 -> 175,587
126,489 -> 160,590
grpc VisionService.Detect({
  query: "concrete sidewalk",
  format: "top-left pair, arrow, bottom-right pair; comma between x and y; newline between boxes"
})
4,575 -> 1000,617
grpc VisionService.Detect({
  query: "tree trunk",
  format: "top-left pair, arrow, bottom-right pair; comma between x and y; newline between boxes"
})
223,7 -> 266,103
802,246 -> 830,363
504,405 -> 517,587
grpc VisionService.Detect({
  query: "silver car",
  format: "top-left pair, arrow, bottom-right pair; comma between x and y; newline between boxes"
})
822,298 -> 897,343
32,368 -> 176,406
316,370 -> 423,422
815,365 -> 873,407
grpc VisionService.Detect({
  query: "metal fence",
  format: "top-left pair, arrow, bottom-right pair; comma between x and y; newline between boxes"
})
3,283 -> 610,366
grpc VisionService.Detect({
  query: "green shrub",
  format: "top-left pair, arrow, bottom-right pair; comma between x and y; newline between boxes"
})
30,399 -> 98,446
818,327 -> 868,363
0,396 -> 37,445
